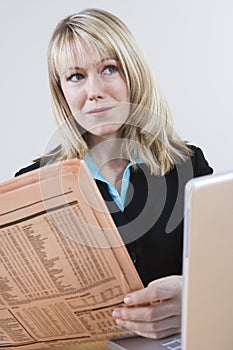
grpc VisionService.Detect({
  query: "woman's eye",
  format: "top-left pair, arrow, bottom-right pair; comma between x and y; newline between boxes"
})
68,73 -> 84,82
102,65 -> 118,75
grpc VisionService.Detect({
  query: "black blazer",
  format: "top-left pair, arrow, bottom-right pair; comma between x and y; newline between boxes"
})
15,145 -> 213,286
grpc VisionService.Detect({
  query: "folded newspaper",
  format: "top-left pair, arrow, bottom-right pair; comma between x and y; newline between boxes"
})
0,159 -> 143,349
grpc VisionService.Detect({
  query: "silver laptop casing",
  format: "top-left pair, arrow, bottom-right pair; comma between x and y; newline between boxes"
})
182,171 -> 233,350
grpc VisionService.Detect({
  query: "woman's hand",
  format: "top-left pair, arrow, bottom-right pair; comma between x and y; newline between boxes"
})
112,275 -> 182,339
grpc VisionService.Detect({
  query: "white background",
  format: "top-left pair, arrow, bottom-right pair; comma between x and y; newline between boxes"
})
0,0 -> 232,182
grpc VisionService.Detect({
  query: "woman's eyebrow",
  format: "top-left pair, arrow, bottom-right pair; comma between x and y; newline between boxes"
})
63,58 -> 117,73
96,57 -> 117,66
66,66 -> 83,71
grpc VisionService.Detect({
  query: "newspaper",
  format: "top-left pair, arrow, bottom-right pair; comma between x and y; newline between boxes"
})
0,159 -> 143,349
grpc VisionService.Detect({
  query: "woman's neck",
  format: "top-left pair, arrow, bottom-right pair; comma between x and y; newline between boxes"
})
87,135 -> 129,192
87,135 -> 124,167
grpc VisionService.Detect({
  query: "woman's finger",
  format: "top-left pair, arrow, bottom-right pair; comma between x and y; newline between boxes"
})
134,327 -> 181,340
115,315 -> 180,334
113,298 -> 180,322
123,276 -> 182,306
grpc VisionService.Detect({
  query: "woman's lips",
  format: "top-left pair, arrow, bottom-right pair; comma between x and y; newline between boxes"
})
87,106 -> 113,117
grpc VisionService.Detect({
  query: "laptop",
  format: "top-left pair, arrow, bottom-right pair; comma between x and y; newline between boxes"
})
108,170 -> 233,350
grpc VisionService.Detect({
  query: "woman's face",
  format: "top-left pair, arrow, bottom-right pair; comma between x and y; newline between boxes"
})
59,44 -> 130,144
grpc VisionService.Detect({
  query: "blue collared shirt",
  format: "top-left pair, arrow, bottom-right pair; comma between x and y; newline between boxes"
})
85,154 -> 140,212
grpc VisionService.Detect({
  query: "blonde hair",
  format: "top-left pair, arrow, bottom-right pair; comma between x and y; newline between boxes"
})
45,8 -> 192,175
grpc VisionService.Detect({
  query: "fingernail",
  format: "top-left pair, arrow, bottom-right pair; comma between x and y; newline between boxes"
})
124,296 -> 132,304
116,319 -> 125,325
112,309 -> 121,318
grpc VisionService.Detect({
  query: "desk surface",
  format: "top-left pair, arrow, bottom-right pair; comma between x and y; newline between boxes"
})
54,341 -> 108,350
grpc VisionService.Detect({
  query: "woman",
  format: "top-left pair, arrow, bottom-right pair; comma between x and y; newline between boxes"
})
16,8 -> 213,339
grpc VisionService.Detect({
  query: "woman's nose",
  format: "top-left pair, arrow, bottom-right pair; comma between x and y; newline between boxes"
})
87,75 -> 104,101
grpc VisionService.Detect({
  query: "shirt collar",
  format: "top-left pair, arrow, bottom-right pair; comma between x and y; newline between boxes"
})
85,153 -> 143,182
